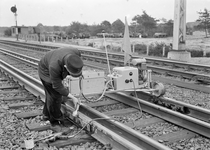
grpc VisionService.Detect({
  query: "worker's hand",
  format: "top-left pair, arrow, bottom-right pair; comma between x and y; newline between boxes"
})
72,97 -> 81,108
67,93 -> 80,108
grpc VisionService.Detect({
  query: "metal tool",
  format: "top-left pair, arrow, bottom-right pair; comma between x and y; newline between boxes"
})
35,127 -> 74,143
72,102 -> 80,117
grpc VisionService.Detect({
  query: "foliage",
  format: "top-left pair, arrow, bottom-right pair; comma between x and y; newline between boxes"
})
101,20 -> 112,33
206,52 -> 210,57
188,50 -> 203,57
34,23 -> 45,34
132,10 -> 157,36
134,44 -> 147,54
163,19 -> 173,36
88,24 -> 103,36
154,19 -> 173,37
65,21 -> 90,38
87,42 -> 94,47
4,28 -> 12,36
111,19 -> 125,33
23,11 -> 174,38
148,42 -> 170,57
196,8 -> 210,37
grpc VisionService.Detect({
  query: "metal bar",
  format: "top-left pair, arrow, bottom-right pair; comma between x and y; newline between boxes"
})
105,92 -> 210,138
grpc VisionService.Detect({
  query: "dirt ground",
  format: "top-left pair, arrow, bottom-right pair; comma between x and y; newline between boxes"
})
75,35 -> 210,65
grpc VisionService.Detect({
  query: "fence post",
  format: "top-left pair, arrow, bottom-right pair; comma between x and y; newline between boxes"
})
110,41 -> 113,51
132,43 -> 135,53
203,47 -> 206,57
162,44 -> 165,57
25,35 -> 27,42
146,44 -> 149,55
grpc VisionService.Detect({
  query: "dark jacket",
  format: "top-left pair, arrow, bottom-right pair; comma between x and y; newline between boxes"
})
38,47 -> 81,96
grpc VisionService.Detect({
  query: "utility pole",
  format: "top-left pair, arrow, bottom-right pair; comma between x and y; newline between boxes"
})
11,5 -> 18,41
173,0 -> 186,50
167,0 -> 191,62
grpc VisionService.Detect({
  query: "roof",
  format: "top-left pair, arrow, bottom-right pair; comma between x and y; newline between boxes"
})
11,26 -> 35,28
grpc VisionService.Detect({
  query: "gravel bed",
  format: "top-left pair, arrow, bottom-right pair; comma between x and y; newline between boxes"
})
166,136 -> 210,150
165,84 -> 210,109
0,92 -> 107,150
94,103 -> 129,113
137,122 -> 183,138
0,44 -> 45,59
112,112 -> 152,123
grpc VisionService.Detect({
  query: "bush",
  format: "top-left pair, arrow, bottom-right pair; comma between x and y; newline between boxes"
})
134,44 -> 147,54
105,41 -> 208,58
189,50 -> 203,57
206,52 -> 210,57
147,42 -> 170,57
88,42 -> 94,47
4,28 -> 12,36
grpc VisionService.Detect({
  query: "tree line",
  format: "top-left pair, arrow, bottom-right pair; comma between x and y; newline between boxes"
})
4,9 -> 210,38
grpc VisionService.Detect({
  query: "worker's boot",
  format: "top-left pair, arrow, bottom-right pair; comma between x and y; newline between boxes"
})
50,120 -> 62,132
41,114 -> 49,121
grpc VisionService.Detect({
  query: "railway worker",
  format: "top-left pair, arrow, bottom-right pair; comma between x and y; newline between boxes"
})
38,47 -> 83,126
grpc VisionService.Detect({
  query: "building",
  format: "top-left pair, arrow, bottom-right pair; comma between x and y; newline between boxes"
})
11,26 -> 34,36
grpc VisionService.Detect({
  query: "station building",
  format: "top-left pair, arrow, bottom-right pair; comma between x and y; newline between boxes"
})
11,26 -> 35,36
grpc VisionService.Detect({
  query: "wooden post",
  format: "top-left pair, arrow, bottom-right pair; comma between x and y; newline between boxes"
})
162,44 -> 166,57
203,47 -> 206,57
146,44 -> 149,55
43,35 -> 45,42
25,35 -> 27,42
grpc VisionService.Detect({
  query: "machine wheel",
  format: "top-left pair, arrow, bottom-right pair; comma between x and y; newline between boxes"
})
152,82 -> 165,97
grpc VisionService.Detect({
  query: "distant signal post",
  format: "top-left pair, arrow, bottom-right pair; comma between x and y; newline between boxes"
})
11,5 -> 18,41
167,0 -> 191,62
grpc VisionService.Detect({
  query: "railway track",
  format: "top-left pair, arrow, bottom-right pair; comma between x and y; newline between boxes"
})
0,42 -> 210,149
0,39 -> 210,95
1,39 -> 210,90
0,46 -> 171,149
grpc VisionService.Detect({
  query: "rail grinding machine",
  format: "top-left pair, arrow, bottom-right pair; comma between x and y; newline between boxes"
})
63,57 -> 166,99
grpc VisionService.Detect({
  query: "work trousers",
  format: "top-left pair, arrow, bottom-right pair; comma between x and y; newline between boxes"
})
40,79 -> 63,123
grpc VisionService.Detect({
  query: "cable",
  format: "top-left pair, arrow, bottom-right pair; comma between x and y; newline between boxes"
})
103,33 -> 112,78
131,79 -> 143,122
66,117 -> 116,138
103,33 -> 114,89
79,75 -> 113,102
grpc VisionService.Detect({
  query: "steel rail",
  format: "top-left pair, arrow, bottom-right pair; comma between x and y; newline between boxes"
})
81,54 -> 210,84
78,49 -> 210,72
0,48 -> 38,68
0,41 -> 51,52
1,47 -> 209,94
0,59 -> 45,100
105,92 -> 210,139
123,91 -> 210,123
1,40 -> 210,84
1,46 -> 209,85
0,39 -> 58,49
1,39 -> 210,72
0,59 -> 172,150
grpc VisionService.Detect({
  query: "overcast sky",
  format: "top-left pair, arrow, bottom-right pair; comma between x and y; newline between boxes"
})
0,0 -> 209,27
